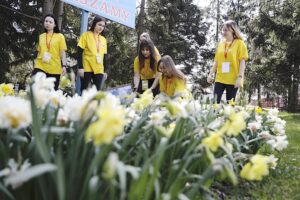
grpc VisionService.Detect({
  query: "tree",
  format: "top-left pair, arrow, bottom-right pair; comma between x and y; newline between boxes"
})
0,0 -> 42,83
248,0 -> 300,112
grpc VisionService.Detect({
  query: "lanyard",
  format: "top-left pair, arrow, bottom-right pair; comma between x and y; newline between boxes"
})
46,33 -> 54,51
224,40 -> 234,59
93,33 -> 101,53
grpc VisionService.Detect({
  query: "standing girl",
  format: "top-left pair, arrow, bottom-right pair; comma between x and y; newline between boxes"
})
77,16 -> 107,91
33,14 -> 67,90
158,55 -> 189,98
133,39 -> 161,95
207,20 -> 248,103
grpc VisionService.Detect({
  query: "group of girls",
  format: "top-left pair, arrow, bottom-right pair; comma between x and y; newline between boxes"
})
33,15 -> 107,91
133,33 -> 189,98
33,14 -> 248,102
133,19 -> 248,101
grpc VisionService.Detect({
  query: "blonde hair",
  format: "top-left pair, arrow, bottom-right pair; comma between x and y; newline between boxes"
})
158,55 -> 186,82
223,20 -> 243,40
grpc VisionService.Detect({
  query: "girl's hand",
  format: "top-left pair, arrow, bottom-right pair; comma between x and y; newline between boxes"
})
207,75 -> 213,84
78,69 -> 84,77
62,66 -> 67,76
103,73 -> 108,80
235,77 -> 242,88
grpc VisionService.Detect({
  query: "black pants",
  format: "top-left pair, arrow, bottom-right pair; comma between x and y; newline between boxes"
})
137,78 -> 160,96
214,82 -> 238,103
32,68 -> 60,90
81,72 -> 103,91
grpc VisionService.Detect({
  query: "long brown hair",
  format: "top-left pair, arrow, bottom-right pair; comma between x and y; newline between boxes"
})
158,55 -> 186,82
90,16 -> 106,36
138,39 -> 158,71
223,20 -> 243,40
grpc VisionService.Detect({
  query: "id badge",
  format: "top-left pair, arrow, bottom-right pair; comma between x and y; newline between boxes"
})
221,62 -> 230,73
141,80 -> 148,90
42,52 -> 52,63
96,54 -> 102,64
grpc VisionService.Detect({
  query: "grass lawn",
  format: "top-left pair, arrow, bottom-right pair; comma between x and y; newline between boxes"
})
226,113 -> 300,200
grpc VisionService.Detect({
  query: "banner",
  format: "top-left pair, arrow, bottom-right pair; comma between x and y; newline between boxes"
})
62,0 -> 136,28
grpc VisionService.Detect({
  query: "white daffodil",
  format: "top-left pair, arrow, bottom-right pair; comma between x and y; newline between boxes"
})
56,108 -> 68,125
103,152 -> 119,179
267,135 -> 288,151
81,86 -> 98,102
268,108 -> 279,117
258,131 -> 271,139
63,95 -> 89,121
208,117 -> 224,130
32,72 -> 56,91
0,159 -> 56,189
148,109 -> 168,126
267,155 -> 278,169
247,121 -> 262,132
0,96 -> 31,130
164,100 -> 188,118
48,90 -> 67,108
184,100 -> 201,116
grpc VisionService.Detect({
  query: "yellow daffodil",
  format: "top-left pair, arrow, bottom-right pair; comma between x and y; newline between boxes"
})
59,76 -> 71,89
202,132 -> 224,152
240,155 -> 269,181
85,94 -> 127,146
255,106 -> 263,114
0,83 -> 14,96
163,100 -> 187,118
228,99 -> 235,106
132,89 -> 153,111
157,123 -> 176,138
220,111 -> 246,136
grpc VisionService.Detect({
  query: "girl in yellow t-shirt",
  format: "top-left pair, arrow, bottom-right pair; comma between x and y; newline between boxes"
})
158,55 -> 188,98
207,20 -> 248,103
33,14 -> 67,90
77,17 -> 107,91
133,39 -> 161,96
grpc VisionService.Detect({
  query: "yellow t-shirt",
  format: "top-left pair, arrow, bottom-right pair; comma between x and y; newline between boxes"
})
35,33 -> 67,74
159,76 -> 187,97
214,39 -> 248,85
78,31 -> 107,74
133,49 -> 161,80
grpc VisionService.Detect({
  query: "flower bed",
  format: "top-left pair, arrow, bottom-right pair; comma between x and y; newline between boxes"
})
0,74 -> 288,200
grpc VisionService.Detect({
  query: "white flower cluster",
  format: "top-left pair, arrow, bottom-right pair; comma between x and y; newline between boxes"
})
0,96 -> 32,130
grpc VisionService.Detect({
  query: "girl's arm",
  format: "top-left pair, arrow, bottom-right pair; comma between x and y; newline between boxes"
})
207,61 -> 217,83
235,60 -> 246,88
77,47 -> 84,77
61,50 -> 67,75
150,72 -> 162,90
133,73 -> 140,91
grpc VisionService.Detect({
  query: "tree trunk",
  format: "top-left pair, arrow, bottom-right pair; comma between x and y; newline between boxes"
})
288,76 -> 299,113
248,89 -> 252,104
257,84 -> 261,107
216,0 -> 220,42
136,0 -> 146,52
53,1 -> 64,30
43,0 -> 54,16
